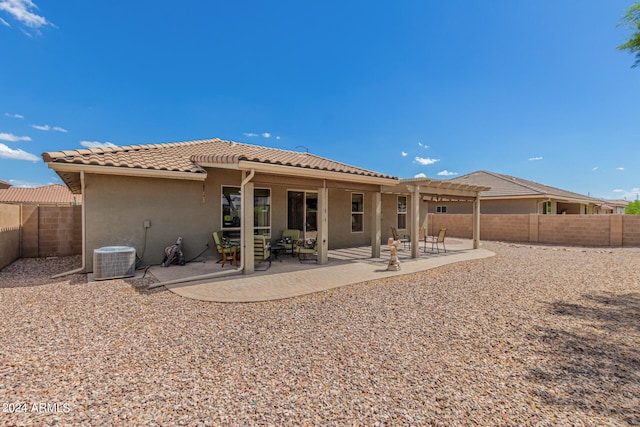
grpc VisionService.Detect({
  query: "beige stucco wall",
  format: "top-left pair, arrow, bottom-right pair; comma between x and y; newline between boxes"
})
83,170 -> 386,270
84,172 -> 229,271
0,203 -> 21,269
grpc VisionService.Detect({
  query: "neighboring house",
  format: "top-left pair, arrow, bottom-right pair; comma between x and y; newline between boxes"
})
597,199 -> 629,214
0,179 -> 11,190
0,184 -> 82,206
443,170 -> 613,215
42,138 -> 488,273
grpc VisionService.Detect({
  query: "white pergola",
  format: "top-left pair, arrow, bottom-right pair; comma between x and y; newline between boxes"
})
382,178 -> 491,258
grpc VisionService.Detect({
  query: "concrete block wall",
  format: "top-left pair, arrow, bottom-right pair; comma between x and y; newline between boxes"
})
428,213 -> 639,247
623,215 -> 640,246
427,213 -> 472,238
37,206 -> 82,257
0,203 -> 21,269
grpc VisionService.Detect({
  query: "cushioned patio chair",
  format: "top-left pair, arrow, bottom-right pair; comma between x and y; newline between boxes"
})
278,229 -> 301,256
212,231 -> 238,268
427,228 -> 447,253
297,238 -> 318,263
254,235 -> 271,270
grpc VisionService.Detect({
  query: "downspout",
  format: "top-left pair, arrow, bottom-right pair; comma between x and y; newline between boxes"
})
149,168 -> 256,289
52,171 -> 86,278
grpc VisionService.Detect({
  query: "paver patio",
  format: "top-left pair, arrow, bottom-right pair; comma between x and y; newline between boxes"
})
149,238 -> 495,302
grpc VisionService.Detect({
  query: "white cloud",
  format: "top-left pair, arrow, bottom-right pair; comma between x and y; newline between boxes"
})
243,132 -> 258,137
262,132 -> 271,138
5,112 -> 23,119
528,156 -> 543,161
418,142 -> 430,149
80,140 -> 117,149
613,189 -> 624,193
53,126 -> 67,133
0,16 -> 10,26
8,178 -> 45,187
0,132 -> 31,142
31,124 -> 50,131
592,167 -> 599,171
414,156 -> 439,166
401,151 -> 408,157
0,143 -> 39,161
276,136 -> 281,140
0,0 -> 53,29
616,167 -> 625,171
414,173 -> 427,178
437,170 -> 458,176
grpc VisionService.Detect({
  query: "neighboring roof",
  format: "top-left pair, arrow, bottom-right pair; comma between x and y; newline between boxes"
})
450,171 -> 602,204
599,199 -> 630,209
0,184 -> 82,205
0,179 -> 10,189
42,138 -> 398,193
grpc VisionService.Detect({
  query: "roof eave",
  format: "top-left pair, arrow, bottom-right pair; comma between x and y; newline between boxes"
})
236,160 -> 398,186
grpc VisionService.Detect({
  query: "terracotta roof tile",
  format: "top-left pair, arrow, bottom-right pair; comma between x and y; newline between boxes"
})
450,170 -> 601,203
0,184 -> 82,205
42,138 -> 395,179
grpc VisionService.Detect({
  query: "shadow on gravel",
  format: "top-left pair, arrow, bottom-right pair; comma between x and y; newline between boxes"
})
0,256 -> 86,288
529,292 -> 640,425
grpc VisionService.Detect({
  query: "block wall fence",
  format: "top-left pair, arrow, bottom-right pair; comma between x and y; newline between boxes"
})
427,213 -> 640,247
0,204 -> 82,270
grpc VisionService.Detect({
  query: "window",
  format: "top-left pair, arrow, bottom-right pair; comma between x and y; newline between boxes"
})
351,193 -> 364,232
397,196 -> 407,230
222,187 -> 241,228
222,186 -> 271,236
436,205 -> 447,213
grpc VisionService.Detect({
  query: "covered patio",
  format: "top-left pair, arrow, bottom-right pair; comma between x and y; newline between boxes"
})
146,238 -> 495,302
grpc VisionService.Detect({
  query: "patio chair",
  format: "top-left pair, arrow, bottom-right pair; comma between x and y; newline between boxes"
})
254,235 -> 271,270
390,226 -> 409,249
212,231 -> 238,268
297,238 -> 318,263
278,229 -> 301,256
427,228 -> 447,253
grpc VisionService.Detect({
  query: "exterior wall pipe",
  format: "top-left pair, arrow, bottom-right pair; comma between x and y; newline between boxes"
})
148,169 -> 256,289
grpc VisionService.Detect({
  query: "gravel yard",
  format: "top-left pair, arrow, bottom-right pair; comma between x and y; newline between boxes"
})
1,242 -> 639,426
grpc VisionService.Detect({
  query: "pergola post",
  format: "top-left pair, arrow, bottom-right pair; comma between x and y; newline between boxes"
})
371,190 -> 381,258
317,186 -> 329,264
411,186 -> 420,258
473,193 -> 481,249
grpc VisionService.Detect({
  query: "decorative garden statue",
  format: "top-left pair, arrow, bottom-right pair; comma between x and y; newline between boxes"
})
387,237 -> 401,271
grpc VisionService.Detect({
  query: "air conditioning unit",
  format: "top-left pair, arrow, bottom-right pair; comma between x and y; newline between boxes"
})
93,246 -> 136,280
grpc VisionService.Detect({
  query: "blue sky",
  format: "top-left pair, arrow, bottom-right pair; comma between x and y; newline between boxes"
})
1,1 -> 639,200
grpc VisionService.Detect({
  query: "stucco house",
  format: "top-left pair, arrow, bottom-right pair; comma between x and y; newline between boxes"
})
42,138 -> 488,274
441,170 -> 613,215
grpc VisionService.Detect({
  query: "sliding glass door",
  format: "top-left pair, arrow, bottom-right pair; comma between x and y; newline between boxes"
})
287,191 -> 317,237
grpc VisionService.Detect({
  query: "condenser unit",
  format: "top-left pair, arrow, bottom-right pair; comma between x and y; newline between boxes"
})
93,246 -> 136,280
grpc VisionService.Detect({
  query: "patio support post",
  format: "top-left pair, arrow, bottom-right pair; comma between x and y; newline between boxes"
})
371,190 -> 381,258
317,186 -> 329,265
243,179 -> 255,274
410,186 -> 420,258
473,193 -> 481,249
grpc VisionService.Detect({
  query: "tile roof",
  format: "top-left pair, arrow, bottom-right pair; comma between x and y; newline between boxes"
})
42,138 -> 396,193
450,170 -> 601,203
0,179 -> 10,189
0,184 -> 82,205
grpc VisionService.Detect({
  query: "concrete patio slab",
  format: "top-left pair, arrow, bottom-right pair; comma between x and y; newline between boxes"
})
150,239 -> 495,302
